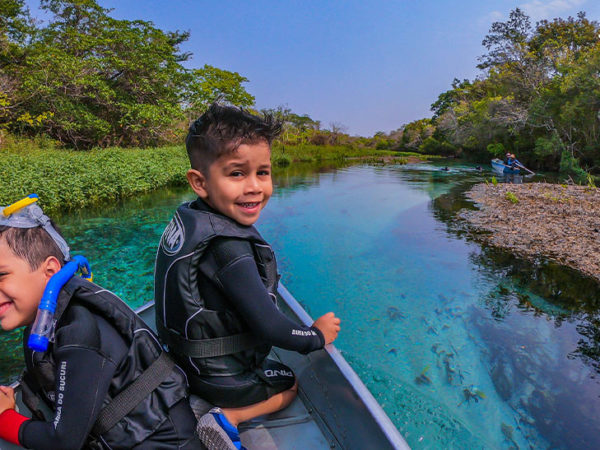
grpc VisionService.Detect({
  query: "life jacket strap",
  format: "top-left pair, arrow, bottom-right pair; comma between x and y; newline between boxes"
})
157,321 -> 261,358
92,351 -> 175,436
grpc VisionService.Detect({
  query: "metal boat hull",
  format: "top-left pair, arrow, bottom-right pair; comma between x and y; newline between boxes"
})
1,283 -> 409,449
491,158 -> 520,174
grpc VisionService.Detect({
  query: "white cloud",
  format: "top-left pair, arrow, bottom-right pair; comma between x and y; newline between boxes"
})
478,10 -> 505,28
520,0 -> 587,21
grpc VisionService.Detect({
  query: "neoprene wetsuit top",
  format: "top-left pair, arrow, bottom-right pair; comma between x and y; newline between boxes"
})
195,199 -> 324,352
156,199 -> 324,384
0,277 -> 200,450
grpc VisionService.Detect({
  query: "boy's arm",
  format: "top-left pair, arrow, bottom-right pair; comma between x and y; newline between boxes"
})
206,239 -> 325,353
0,386 -> 28,446
19,308 -> 121,449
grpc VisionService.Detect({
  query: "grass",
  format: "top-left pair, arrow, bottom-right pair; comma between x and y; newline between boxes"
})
2,136 -> 433,213
1,145 -> 188,214
505,191 -> 519,204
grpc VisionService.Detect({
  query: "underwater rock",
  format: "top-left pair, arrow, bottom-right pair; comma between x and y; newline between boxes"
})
491,354 -> 514,401
523,389 -> 554,429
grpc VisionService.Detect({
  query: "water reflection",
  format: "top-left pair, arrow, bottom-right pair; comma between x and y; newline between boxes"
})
1,160 -> 599,449
432,180 -> 600,449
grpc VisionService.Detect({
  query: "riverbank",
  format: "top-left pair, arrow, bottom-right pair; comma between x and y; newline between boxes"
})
460,182 -> 600,282
1,143 -> 421,213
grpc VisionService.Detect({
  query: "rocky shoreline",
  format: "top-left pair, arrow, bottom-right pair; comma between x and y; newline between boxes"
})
460,182 -> 600,282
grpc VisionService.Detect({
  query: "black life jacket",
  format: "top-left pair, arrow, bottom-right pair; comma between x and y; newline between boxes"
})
21,276 -> 189,449
154,200 -> 278,377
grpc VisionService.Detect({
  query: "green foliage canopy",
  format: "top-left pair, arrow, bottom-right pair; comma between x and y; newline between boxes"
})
0,0 -> 256,148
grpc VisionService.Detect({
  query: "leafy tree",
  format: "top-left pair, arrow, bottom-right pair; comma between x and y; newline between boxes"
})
185,64 -> 255,120
0,0 -> 32,139
423,7 -> 600,175
6,0 -> 192,147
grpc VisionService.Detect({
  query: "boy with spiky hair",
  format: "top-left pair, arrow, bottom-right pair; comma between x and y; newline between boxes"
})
155,104 -> 341,450
0,199 -> 201,449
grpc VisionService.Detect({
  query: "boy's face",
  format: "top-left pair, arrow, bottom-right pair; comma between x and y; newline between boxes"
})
0,237 -> 54,331
188,140 -> 273,226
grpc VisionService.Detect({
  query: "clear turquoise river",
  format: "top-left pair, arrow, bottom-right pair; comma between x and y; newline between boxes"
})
2,161 -> 599,449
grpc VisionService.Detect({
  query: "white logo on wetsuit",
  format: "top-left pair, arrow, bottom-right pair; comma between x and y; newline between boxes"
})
53,361 -> 67,428
291,329 -> 316,336
161,213 -> 185,255
264,369 -> 293,378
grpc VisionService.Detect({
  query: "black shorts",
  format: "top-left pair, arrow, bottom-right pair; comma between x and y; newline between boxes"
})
190,359 -> 296,408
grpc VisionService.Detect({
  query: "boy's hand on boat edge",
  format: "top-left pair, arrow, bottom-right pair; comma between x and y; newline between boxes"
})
0,385 -> 16,414
313,312 -> 341,345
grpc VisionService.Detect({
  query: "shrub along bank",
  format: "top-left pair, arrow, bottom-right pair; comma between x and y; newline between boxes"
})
1,146 -> 189,214
2,143 -> 408,213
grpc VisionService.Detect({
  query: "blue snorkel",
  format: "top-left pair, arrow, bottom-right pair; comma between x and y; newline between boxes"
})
1,194 -> 92,352
28,255 -> 92,352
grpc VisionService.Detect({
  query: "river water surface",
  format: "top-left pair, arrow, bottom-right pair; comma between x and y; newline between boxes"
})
2,161 -> 599,449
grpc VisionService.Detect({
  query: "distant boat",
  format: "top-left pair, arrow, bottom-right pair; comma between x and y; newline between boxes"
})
491,158 -> 520,174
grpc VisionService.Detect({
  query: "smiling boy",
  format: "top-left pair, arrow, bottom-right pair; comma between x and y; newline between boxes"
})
0,200 -> 200,449
155,104 -> 341,450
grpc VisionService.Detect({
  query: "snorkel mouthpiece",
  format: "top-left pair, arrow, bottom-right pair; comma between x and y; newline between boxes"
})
28,255 -> 92,352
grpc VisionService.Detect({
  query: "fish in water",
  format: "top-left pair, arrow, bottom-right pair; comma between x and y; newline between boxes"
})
388,348 -> 398,356
458,385 -> 486,406
501,422 -> 519,448
415,366 -> 432,385
431,343 -> 443,355
387,306 -> 404,321
443,355 -> 456,384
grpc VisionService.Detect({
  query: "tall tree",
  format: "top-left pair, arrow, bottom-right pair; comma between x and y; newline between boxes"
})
185,64 -> 255,120
7,0 -> 191,147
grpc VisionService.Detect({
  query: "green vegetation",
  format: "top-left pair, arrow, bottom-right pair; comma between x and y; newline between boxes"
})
0,0 -> 254,148
272,144 -> 400,163
505,191 -> 519,204
372,8 -> 600,181
0,1 -> 434,213
1,136 -> 409,212
0,144 -> 188,213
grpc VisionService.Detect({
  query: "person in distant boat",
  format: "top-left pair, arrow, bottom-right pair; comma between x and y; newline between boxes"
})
505,153 -> 517,168
154,103 -> 341,450
0,198 -> 201,449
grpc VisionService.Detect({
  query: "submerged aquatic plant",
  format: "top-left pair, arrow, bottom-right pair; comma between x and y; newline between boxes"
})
415,365 -> 432,385
458,385 -> 486,406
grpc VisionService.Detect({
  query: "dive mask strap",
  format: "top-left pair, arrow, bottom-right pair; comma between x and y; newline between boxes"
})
0,194 -> 70,261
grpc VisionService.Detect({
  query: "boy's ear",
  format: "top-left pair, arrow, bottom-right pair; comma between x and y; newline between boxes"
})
187,169 -> 209,200
41,256 -> 62,281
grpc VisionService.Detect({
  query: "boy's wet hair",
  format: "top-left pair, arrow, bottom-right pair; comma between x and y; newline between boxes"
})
0,224 -> 65,269
186,103 -> 282,174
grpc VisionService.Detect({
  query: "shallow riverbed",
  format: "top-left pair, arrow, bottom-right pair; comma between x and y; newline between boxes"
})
1,161 -> 599,449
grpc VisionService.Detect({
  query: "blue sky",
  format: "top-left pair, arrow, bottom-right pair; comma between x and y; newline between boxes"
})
26,0 -> 600,136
